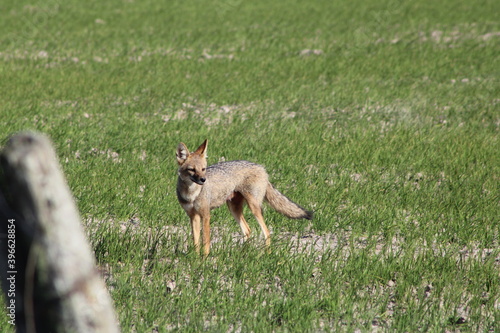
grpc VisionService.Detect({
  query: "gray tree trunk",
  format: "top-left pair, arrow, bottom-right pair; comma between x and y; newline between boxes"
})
0,132 -> 119,333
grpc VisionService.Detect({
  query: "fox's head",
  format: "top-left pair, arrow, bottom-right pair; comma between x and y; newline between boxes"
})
176,139 -> 208,185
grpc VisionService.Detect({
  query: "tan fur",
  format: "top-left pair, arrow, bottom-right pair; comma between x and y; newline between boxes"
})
176,140 -> 313,256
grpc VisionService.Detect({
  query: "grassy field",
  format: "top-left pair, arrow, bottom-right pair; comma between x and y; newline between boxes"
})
1,0 -> 499,331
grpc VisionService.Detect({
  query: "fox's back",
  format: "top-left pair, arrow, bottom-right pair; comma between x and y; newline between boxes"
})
202,160 -> 269,208
207,160 -> 263,175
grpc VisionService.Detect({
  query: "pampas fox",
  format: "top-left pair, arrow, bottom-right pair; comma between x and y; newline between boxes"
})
176,140 -> 313,255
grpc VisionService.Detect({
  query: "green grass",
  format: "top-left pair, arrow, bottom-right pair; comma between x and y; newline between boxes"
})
1,0 -> 499,331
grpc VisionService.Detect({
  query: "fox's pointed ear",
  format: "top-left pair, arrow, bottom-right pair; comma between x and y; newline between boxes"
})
194,139 -> 208,157
176,142 -> 189,165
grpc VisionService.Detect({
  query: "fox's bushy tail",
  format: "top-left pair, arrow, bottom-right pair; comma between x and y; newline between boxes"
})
265,182 -> 313,220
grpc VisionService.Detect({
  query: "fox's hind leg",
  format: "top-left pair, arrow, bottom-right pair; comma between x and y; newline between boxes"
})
243,194 -> 271,249
227,192 -> 251,241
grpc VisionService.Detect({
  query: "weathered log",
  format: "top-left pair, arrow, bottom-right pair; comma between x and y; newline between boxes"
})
0,132 -> 119,333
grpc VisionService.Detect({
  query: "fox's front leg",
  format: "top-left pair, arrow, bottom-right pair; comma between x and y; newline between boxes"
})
190,213 -> 201,254
201,211 -> 211,257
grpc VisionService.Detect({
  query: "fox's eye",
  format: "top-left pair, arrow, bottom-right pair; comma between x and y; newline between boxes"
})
202,168 -> 206,171
187,168 -> 195,172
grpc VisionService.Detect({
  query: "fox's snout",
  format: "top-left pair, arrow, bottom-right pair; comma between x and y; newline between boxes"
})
190,175 -> 206,185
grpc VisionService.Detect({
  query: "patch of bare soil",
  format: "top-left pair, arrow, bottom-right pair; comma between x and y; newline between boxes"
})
87,217 -> 500,265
